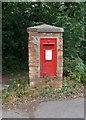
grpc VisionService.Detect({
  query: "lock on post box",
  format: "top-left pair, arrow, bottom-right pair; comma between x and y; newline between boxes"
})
40,38 -> 57,78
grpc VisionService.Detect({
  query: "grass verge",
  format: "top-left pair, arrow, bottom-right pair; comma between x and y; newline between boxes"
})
2,76 -> 84,104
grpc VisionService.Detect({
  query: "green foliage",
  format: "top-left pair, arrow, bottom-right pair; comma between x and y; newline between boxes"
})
2,3 -> 30,73
64,57 -> 86,83
39,85 -> 58,97
58,77 -> 84,97
2,76 -> 84,104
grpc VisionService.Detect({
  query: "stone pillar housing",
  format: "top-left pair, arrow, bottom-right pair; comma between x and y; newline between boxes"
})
27,24 -> 64,85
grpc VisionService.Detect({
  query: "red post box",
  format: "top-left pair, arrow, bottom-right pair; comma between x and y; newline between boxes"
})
40,38 -> 57,77
27,24 -> 64,86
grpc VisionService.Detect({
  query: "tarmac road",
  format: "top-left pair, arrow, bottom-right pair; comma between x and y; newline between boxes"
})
34,97 -> 84,118
2,109 -> 29,118
2,97 -> 84,118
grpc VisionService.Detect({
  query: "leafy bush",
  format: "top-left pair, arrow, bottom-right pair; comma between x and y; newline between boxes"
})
64,57 -> 86,83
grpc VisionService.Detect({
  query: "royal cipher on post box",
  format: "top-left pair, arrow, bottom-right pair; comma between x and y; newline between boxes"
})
27,24 -> 64,86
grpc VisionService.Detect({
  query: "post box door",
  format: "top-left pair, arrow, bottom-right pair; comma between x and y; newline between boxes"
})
40,38 -> 57,77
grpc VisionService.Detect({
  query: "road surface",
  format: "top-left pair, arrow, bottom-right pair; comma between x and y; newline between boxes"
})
2,97 -> 84,118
